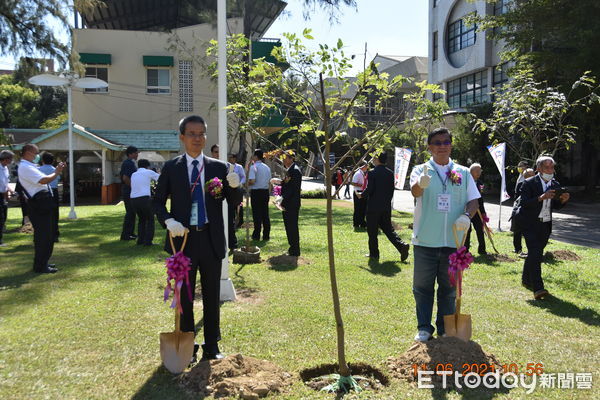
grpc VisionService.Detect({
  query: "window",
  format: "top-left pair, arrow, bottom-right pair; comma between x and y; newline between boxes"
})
433,31 -> 438,61
84,67 -> 108,93
433,92 -> 443,102
494,0 -> 508,15
147,68 -> 170,94
493,63 -> 509,87
447,71 -> 488,109
178,60 -> 193,112
447,19 -> 476,54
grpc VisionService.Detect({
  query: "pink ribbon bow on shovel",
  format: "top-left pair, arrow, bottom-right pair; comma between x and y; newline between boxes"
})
163,233 -> 193,314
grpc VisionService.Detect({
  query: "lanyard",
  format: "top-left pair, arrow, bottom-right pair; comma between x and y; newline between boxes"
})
189,162 -> 204,195
432,161 -> 452,193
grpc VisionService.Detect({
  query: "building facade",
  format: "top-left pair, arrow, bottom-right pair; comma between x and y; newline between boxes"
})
429,0 -> 509,110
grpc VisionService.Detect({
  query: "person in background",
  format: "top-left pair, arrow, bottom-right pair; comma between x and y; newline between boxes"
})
130,159 -> 160,246
0,150 -> 15,246
119,146 -> 138,241
351,163 -> 368,230
518,156 -> 569,300
18,144 -> 65,273
343,168 -> 352,199
333,168 -> 343,199
364,152 -> 410,261
248,149 -> 272,241
211,144 -> 219,159
227,153 -> 246,249
279,150 -> 302,256
511,168 -> 535,256
409,127 -> 480,341
464,163 -> 487,255
515,161 -> 528,194
13,164 -> 30,226
39,152 -> 60,242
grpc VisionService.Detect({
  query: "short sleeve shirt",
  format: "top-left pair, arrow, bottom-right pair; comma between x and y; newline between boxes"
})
18,160 -> 48,197
248,161 -> 271,190
38,164 -> 59,189
120,158 -> 137,195
352,170 -> 365,193
130,168 -> 160,198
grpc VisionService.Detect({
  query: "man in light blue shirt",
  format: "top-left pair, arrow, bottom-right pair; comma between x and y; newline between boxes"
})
248,149 -> 272,240
38,152 -> 61,242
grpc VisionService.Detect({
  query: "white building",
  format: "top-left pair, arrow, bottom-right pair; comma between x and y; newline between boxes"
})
429,0 -> 509,110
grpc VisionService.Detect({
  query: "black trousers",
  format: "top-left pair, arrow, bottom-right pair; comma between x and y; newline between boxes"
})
250,189 -> 270,239
465,213 -> 486,254
367,209 -> 407,258
51,188 -> 59,239
283,207 -> 300,256
17,191 -> 28,224
131,196 -> 154,245
28,194 -> 56,271
522,221 -> 552,292
0,194 -> 7,243
179,229 -> 222,345
353,192 -> 367,228
120,195 -> 136,239
227,202 -> 238,250
344,184 -> 351,198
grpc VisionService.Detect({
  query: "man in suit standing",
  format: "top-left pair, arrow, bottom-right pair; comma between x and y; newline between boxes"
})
18,144 -> 65,273
280,150 -> 302,256
464,163 -> 487,255
518,156 -> 569,300
39,152 -> 60,243
364,152 -> 410,261
119,146 -> 138,241
153,115 -> 242,362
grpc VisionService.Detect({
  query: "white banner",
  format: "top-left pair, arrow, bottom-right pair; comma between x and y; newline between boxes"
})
487,143 -> 511,203
394,147 -> 413,190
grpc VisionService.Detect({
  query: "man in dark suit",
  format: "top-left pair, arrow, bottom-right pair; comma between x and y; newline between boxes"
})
517,156 -> 569,300
465,163 -> 487,255
119,146 -> 138,240
280,150 -> 302,256
153,115 -> 242,362
364,152 -> 410,261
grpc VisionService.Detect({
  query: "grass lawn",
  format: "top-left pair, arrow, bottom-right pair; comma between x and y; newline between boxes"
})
0,199 -> 598,399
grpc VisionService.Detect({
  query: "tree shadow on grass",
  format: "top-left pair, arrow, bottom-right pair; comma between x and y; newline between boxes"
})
131,366 -> 197,400
527,295 -> 600,327
358,259 -> 401,277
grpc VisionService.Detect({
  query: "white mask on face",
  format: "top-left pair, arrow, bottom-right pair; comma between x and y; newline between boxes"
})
541,173 -> 554,181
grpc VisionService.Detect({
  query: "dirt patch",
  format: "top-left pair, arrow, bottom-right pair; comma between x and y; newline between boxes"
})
179,353 -> 293,398
300,363 -> 388,393
234,287 -> 264,305
485,253 -> 516,263
388,337 -> 503,389
550,250 -> 581,261
15,223 -> 33,234
267,255 -> 310,268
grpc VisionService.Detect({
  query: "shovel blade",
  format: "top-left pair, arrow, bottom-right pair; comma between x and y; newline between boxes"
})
456,313 -> 472,341
443,314 -> 458,337
160,331 -> 195,374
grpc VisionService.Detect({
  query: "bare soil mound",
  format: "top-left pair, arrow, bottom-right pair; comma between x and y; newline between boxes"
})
388,337 -> 502,389
180,353 -> 293,399
16,223 -> 33,234
551,250 -> 581,261
267,255 -> 310,268
300,363 -> 389,393
486,253 -> 515,263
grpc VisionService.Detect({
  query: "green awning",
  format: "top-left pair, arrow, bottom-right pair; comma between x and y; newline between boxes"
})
79,53 -> 112,65
143,56 -> 174,67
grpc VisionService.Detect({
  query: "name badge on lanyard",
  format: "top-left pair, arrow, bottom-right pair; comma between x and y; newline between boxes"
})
190,202 -> 198,225
437,193 -> 451,213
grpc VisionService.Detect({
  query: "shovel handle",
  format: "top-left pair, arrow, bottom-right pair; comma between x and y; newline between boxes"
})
452,225 -> 468,248
168,231 -> 189,256
174,307 -> 181,332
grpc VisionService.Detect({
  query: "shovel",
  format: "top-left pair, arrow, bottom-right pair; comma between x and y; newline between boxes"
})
443,226 -> 472,341
477,209 -> 499,254
160,232 -> 195,374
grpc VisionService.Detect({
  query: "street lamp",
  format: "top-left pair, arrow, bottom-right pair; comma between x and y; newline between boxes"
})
29,73 -> 108,219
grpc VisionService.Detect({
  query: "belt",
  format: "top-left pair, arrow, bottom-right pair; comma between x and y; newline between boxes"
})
189,224 -> 209,231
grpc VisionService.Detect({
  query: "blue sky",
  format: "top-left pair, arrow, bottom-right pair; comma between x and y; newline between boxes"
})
265,0 -> 428,74
0,0 -> 428,73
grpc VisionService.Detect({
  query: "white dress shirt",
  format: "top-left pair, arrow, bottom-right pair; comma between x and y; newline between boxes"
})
185,153 -> 208,224
18,160 -> 49,197
0,165 -> 9,193
351,169 -> 366,193
130,168 -> 160,198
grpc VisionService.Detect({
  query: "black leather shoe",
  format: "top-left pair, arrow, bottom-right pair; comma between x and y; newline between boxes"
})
200,344 -> 225,361
35,266 -> 57,274
399,243 -> 410,262
120,235 -> 136,241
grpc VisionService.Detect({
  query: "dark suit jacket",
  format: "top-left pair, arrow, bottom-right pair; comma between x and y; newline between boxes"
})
153,154 -> 243,259
364,164 -> 395,213
517,174 -> 565,227
281,162 -> 302,210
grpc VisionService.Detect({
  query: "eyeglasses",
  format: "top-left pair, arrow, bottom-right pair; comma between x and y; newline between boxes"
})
431,140 -> 452,146
184,132 -> 206,139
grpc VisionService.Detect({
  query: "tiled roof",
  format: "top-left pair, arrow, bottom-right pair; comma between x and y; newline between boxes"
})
89,129 -> 180,151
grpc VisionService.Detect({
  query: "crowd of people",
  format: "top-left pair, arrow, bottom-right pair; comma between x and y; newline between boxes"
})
0,120 -> 572,356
